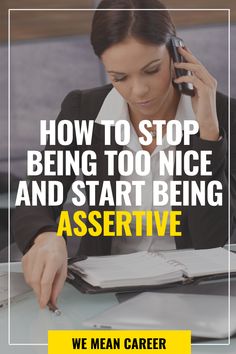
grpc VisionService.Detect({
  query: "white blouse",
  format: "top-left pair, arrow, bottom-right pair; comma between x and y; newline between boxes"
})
95,87 -> 196,254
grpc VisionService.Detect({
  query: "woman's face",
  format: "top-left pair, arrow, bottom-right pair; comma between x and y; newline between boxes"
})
101,36 -> 176,120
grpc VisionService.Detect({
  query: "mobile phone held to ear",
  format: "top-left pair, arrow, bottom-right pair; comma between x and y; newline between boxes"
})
169,36 -> 195,97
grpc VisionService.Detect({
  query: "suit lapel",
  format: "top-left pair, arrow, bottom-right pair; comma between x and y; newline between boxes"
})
79,123 -> 123,256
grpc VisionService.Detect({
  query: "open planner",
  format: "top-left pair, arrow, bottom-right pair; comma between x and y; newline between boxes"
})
67,247 -> 236,294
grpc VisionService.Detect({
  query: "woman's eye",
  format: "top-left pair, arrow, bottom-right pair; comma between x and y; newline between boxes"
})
145,68 -> 160,74
113,77 -> 126,82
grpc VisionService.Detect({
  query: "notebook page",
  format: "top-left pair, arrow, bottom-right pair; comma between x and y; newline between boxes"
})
71,251 -> 184,287
160,247 -> 236,277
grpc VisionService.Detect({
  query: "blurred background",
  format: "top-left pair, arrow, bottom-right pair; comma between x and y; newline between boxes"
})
0,0 -> 235,260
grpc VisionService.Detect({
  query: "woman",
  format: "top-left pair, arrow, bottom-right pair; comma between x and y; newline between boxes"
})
12,0 -> 235,309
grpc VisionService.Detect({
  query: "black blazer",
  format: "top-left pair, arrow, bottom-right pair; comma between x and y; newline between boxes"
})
12,84 -> 236,256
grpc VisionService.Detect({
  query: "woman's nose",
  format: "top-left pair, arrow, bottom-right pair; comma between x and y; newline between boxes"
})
131,79 -> 150,99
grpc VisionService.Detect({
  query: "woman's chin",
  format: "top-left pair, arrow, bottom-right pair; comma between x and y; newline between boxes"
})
136,104 -> 161,119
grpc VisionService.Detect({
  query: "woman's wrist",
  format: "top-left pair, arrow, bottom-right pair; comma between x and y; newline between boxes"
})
34,232 -> 65,245
198,118 -> 220,141
199,129 -> 220,141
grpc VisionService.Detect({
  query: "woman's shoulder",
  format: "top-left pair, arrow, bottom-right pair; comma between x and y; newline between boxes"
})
216,91 -> 236,134
216,91 -> 236,114
60,84 -> 113,119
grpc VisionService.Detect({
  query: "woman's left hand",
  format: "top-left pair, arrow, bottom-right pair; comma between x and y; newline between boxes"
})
173,46 -> 220,141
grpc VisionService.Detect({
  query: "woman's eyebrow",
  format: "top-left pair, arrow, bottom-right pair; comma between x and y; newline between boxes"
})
141,59 -> 161,70
107,59 -> 161,75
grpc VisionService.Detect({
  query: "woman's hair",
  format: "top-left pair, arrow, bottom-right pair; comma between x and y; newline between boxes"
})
90,0 -> 176,58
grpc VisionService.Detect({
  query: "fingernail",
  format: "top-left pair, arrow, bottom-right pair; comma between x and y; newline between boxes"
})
39,300 -> 45,309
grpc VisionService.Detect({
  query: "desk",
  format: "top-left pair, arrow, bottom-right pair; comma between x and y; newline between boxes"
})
1,263 -> 236,354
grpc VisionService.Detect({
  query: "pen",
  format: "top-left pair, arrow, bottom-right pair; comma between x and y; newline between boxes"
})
47,301 -> 61,316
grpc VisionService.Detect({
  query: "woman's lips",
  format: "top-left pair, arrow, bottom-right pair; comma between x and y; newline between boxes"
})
136,98 -> 154,106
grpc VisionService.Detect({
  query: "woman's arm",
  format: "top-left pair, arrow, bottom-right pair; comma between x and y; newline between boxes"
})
12,90 -> 82,307
12,90 -> 82,254
173,47 -> 236,248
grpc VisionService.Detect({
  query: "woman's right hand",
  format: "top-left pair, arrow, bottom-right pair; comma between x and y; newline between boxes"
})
22,232 -> 68,309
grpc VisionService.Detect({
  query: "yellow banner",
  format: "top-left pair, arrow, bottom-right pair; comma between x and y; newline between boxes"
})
48,330 -> 191,354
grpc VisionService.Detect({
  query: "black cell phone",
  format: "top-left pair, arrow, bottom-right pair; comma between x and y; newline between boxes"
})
169,36 -> 195,97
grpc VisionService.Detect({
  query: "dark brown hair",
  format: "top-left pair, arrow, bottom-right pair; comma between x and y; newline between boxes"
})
90,0 -> 176,57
